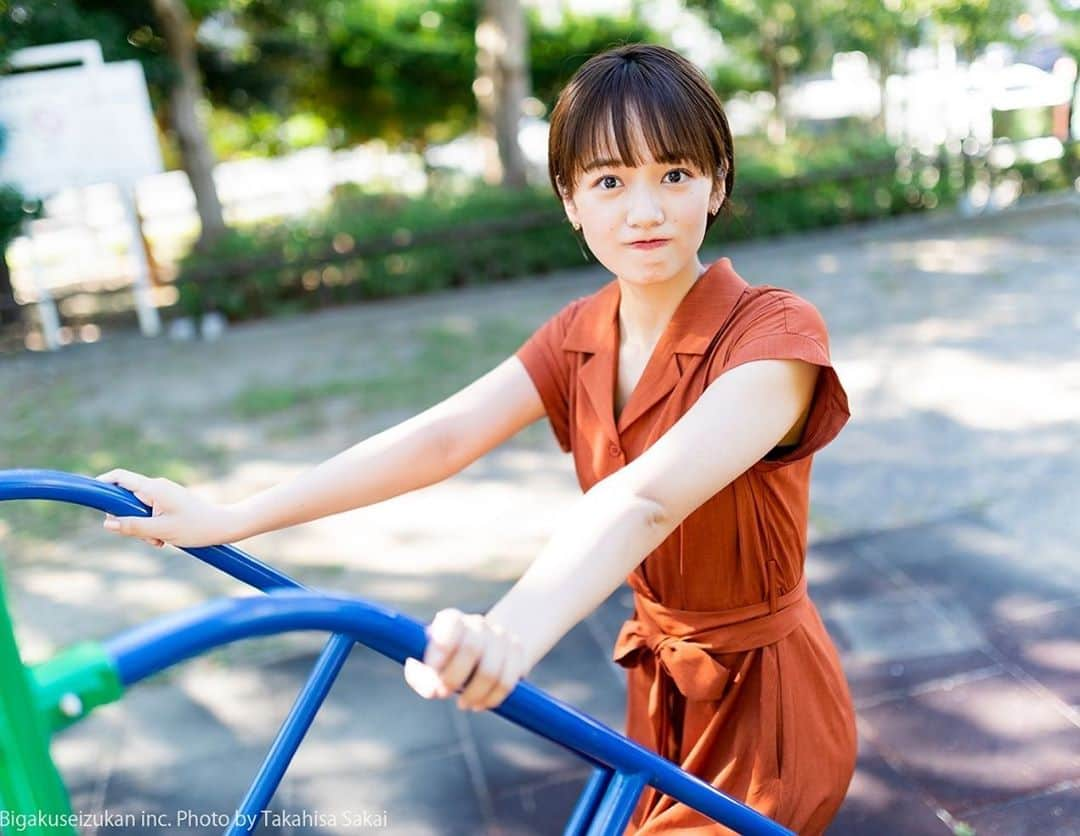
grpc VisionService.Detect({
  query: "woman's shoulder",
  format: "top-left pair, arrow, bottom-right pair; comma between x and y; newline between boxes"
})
728,283 -> 831,349
529,280 -> 618,351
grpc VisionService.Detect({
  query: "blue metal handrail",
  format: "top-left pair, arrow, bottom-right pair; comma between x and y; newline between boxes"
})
0,469 -> 355,833
0,468 -> 792,835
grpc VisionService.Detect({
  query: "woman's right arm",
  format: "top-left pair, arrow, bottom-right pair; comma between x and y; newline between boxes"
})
98,355 -> 547,548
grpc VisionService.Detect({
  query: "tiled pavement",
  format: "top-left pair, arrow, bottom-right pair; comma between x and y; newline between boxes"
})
48,509 -> 1080,835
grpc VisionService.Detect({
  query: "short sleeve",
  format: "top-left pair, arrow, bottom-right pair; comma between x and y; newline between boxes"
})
708,290 -> 851,471
514,298 -> 584,453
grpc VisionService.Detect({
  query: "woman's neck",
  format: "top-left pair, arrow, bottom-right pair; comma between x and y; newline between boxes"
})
616,256 -> 708,349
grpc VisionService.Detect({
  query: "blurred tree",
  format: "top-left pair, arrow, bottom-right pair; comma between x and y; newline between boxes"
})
686,0 -> 841,144
150,0 -> 226,248
315,0 -> 478,147
476,0 -> 529,188
201,1 -> 663,173
931,0 -> 1025,63
528,9 -> 660,106
1047,0 -> 1080,141
0,121 -> 42,326
828,0 -> 927,133
4,1 -> 685,185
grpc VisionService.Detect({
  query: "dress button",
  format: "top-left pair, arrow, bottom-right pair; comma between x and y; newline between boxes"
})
608,443 -> 622,457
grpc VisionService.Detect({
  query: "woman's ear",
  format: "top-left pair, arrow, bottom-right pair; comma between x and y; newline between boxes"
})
557,175 -> 581,230
564,201 -> 581,230
709,178 -> 727,215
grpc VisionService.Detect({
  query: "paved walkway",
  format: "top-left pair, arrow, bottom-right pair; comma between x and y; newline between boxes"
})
8,191 -> 1080,833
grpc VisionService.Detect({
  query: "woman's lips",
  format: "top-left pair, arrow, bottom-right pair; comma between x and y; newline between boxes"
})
629,239 -> 670,250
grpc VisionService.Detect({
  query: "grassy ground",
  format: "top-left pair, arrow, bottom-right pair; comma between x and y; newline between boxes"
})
0,313 -> 538,546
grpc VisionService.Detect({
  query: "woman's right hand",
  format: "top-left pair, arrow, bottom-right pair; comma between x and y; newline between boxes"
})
94,469 -> 246,549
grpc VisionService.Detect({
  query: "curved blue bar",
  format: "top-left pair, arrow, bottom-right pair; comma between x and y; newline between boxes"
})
0,467 -> 346,829
0,469 -> 302,591
104,592 -> 792,836
1,468 -> 790,835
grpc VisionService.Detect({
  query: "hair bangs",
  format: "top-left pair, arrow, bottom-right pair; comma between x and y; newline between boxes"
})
560,69 -> 718,193
548,43 -> 736,228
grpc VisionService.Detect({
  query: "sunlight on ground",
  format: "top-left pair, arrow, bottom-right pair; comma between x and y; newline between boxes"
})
180,665 -> 285,743
932,686 -> 1068,738
294,738 -> 398,770
889,349 -> 1080,430
1024,639 -> 1080,673
893,236 -> 1030,276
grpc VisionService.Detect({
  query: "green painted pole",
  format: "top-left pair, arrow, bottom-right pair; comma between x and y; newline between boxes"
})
0,568 -> 76,834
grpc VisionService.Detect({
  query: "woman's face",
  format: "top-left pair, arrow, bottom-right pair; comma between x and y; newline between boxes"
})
562,132 -> 723,288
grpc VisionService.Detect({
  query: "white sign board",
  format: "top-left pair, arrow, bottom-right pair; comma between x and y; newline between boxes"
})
0,43 -> 163,199
0,41 -> 163,346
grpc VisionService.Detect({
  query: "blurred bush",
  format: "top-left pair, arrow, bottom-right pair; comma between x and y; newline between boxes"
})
173,132 -> 1079,323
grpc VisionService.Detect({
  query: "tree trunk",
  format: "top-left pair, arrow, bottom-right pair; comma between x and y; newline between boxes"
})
766,51 -> 787,145
0,252 -> 17,327
150,0 -> 227,250
876,39 -> 897,136
1070,72 -> 1079,143
475,0 -> 530,189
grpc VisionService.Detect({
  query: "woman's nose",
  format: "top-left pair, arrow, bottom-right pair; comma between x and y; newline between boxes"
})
625,185 -> 664,227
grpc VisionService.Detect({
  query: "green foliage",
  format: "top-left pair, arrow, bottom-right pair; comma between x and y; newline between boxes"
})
174,128 -> 1080,325
932,0 -> 1026,61
1,0 -> 175,89
171,129 -> 988,324
0,185 -> 40,250
826,0 -> 925,79
737,125 -> 899,178
0,125 -> 43,250
174,182 -> 582,322
196,0 -> 480,148
686,0 -> 837,93
1048,0 -> 1080,58
528,10 -> 662,110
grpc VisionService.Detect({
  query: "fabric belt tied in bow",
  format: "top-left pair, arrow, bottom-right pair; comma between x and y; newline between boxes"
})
613,571 -> 810,702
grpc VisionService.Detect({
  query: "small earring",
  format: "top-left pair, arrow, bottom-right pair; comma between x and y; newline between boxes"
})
572,221 -> 581,230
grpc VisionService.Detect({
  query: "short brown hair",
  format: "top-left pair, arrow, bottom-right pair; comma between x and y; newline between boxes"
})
547,43 -> 735,231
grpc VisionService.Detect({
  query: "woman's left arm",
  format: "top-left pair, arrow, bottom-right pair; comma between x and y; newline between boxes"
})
406,357 -> 819,710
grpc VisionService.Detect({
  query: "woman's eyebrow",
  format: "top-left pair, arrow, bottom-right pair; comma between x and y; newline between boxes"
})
582,154 -> 693,173
582,157 -> 623,172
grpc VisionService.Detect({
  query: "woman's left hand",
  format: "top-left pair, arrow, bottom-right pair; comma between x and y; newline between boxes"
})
404,608 -> 529,711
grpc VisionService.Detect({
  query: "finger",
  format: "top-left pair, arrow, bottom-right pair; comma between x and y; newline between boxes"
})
424,609 -> 465,670
458,630 -> 507,710
104,515 -> 163,539
131,491 -> 155,509
96,470 -> 157,510
480,642 -> 527,710
403,658 -> 452,699
94,469 -> 148,490
438,614 -> 485,692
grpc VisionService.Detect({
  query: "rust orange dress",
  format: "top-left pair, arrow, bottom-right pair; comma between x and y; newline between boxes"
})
514,256 -> 858,834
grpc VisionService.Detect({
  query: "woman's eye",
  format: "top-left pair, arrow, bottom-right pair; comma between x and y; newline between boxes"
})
598,175 -> 620,189
664,168 -> 692,183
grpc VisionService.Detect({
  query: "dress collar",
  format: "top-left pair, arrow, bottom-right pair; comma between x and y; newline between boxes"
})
560,257 -> 751,440
561,257 -> 749,355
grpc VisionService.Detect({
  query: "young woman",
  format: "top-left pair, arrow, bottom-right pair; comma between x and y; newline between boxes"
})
97,43 -> 857,834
